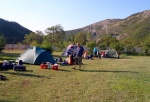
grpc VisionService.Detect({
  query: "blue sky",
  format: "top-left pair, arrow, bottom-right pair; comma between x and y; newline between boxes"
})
0,0 -> 150,32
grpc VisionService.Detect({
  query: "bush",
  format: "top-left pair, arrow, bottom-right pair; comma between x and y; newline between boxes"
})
41,41 -> 54,53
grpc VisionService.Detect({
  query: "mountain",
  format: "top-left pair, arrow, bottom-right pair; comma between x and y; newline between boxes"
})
65,10 -> 150,44
0,18 -> 32,44
1,10 -> 150,45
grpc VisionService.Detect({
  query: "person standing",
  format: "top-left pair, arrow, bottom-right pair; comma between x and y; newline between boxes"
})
72,43 -> 84,70
67,46 -> 74,56
97,48 -> 101,59
93,47 -> 97,57
67,46 -> 75,65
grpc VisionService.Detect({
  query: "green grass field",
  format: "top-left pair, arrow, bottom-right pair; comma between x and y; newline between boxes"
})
0,50 -> 150,102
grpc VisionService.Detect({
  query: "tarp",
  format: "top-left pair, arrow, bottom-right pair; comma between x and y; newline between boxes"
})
16,46 -> 56,65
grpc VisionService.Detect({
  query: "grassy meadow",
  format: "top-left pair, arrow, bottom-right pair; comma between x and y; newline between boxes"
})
0,50 -> 150,102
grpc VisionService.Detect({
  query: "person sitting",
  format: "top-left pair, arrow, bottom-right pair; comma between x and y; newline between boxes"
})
101,51 -> 106,58
2,60 -> 8,67
83,52 -> 93,60
83,52 -> 88,59
62,59 -> 68,65
84,54 -> 93,60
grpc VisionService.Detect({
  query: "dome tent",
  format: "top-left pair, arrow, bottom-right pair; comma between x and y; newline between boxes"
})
104,49 -> 119,58
16,46 -> 56,65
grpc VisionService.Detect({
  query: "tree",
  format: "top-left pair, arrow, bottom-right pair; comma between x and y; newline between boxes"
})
41,41 -> 54,53
111,42 -> 124,58
44,24 -> 66,47
98,43 -> 107,50
23,32 -> 43,45
0,34 -> 6,52
86,41 -> 96,54
74,32 -> 87,45
123,40 -> 134,55
65,34 -> 75,43
87,33 -> 93,41
35,30 -> 44,36
98,36 -> 118,50
142,42 -> 150,56
100,36 -> 118,47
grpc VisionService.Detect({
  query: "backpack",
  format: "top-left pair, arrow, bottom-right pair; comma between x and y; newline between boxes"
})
0,75 -> 7,81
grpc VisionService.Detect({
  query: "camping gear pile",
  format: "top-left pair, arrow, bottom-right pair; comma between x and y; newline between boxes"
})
40,62 -> 59,70
0,60 -> 14,70
0,60 -> 26,71
40,62 -> 52,69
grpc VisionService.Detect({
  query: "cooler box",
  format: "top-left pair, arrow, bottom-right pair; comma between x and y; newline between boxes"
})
52,65 -> 58,70
40,64 -> 48,69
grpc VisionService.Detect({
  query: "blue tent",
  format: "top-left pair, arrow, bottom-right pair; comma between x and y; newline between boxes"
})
16,46 -> 56,65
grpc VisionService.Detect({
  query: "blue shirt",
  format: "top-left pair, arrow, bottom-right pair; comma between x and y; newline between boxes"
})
76,46 -> 84,57
93,48 -> 97,53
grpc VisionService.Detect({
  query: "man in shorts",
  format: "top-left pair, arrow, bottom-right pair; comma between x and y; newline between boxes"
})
72,43 -> 84,70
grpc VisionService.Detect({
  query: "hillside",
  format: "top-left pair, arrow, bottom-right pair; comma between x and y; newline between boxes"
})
65,10 -> 150,44
1,10 -> 150,45
0,18 -> 32,44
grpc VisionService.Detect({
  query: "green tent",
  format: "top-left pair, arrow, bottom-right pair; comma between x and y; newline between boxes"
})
105,49 -> 119,58
16,46 -> 56,65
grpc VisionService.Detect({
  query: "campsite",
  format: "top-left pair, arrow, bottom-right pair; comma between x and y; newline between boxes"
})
1,1 -> 150,102
0,50 -> 149,102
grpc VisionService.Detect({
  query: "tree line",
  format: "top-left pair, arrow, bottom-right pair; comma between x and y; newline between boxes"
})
0,24 -> 150,56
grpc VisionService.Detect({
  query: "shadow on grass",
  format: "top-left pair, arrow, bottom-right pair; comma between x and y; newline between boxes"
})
0,52 -> 21,61
59,63 -> 86,66
119,56 -> 133,59
1,71 -> 46,78
0,100 -> 14,102
24,70 -> 33,72
79,69 -> 138,73
57,69 -> 71,72
0,69 -> 33,72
